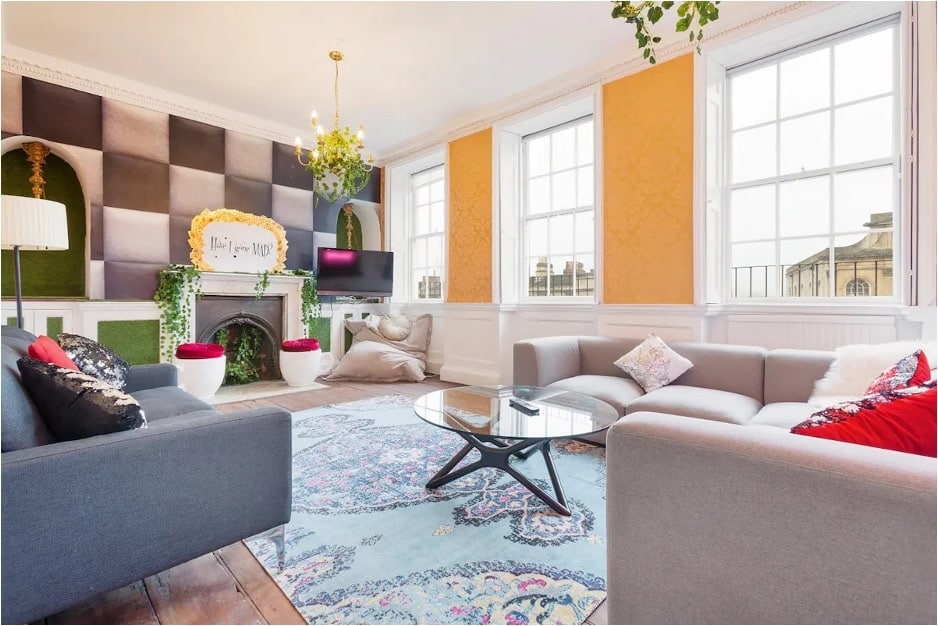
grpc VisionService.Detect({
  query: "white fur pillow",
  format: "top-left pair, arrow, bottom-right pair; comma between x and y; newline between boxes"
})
809,340 -> 937,406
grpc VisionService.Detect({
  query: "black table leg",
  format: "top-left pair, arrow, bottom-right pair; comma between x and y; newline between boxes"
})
425,433 -> 571,515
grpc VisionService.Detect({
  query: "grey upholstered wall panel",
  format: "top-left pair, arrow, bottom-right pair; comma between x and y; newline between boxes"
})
2,73 -> 22,135
103,100 -> 170,163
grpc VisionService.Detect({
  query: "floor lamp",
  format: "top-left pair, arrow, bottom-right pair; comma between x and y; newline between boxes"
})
1,142 -> 69,329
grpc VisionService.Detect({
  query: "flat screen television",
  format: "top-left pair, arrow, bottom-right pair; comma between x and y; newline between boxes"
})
316,247 -> 394,297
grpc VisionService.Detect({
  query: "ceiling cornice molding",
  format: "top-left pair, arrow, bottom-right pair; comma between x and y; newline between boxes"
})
2,44 -> 300,147
381,0 -> 827,166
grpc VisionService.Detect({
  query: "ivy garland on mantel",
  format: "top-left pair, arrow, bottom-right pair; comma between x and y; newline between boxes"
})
153,266 -> 323,362
611,1 -> 721,64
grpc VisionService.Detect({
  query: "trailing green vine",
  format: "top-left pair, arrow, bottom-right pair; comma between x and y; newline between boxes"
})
289,269 -> 323,339
214,324 -> 262,385
611,1 -> 720,64
154,264 -> 202,361
254,271 -> 270,300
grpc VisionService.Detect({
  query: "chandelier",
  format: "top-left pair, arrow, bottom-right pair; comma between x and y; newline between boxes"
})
295,51 -> 374,203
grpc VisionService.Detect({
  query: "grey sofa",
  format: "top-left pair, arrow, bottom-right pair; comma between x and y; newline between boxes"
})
514,335 -> 937,624
1,326 -> 293,624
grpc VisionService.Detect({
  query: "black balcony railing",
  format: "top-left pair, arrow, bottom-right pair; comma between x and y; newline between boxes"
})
528,272 -> 595,297
731,260 -> 892,298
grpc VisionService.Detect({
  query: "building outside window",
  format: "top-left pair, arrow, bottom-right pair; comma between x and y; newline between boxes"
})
409,164 -> 445,300
522,117 -> 595,298
726,17 -> 899,300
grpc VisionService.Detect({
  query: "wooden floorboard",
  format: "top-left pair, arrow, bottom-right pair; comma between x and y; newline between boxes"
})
217,543 -> 306,625
45,581 -> 158,625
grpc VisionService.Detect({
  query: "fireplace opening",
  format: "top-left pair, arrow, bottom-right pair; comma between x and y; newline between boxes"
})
196,296 -> 283,385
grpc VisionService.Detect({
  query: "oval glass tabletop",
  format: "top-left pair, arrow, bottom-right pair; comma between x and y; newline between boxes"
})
413,385 -> 618,440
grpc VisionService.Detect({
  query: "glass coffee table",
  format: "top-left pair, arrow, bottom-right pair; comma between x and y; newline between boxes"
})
413,385 -> 617,516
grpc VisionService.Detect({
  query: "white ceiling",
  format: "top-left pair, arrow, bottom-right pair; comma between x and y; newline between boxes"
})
1,1 -> 790,161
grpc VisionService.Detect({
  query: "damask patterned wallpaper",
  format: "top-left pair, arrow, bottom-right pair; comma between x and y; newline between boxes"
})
602,54 -> 694,305
447,128 -> 493,303
0,71 -> 381,300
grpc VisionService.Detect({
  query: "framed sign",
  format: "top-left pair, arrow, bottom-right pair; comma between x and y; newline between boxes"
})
189,208 -> 288,273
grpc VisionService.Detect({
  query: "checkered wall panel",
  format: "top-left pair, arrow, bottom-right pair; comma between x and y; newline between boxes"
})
1,72 -> 381,299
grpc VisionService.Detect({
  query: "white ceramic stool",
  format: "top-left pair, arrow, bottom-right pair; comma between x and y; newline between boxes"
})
174,343 -> 226,399
279,339 -> 334,387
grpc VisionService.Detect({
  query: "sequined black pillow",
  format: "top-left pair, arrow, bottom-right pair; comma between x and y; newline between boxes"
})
17,357 -> 147,441
57,333 -> 130,390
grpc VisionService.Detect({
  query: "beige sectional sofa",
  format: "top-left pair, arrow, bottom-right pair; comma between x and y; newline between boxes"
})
513,335 -> 937,624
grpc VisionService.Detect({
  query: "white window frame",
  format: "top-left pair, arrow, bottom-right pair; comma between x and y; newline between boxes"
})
408,164 -> 445,302
494,90 -> 600,305
699,1 -> 918,307
385,149 -> 447,304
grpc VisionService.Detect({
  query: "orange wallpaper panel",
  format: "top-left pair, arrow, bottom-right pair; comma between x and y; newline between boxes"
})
603,54 -> 694,304
447,128 -> 493,303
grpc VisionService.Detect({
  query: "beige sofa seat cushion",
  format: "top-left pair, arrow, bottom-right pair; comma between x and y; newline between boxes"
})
627,385 -> 762,425
546,375 -> 644,416
750,402 -> 818,429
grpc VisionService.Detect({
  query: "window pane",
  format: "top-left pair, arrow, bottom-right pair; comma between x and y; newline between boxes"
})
780,48 -> 830,117
527,135 -> 550,177
731,65 -> 777,129
779,111 -> 830,175
431,179 -> 444,202
527,257 -> 550,297
835,27 -> 894,104
730,184 -> 775,242
551,170 -> 576,212
833,233 -> 892,297
416,185 -> 429,205
550,213 -> 574,255
430,201 -> 444,233
834,96 -> 893,165
551,127 -> 576,170
412,171 -> 430,187
415,204 -> 430,234
412,237 -> 427,268
577,165 -> 594,207
427,234 -> 443,268
834,166 -> 894,232
528,175 -> 550,215
781,237 -> 830,297
779,176 -> 830,237
548,255 -> 573,296
574,211 -> 594,253
574,254 -> 595,296
732,125 -> 776,183
731,241 -> 776,298
527,217 -> 548,257
577,122 -> 594,165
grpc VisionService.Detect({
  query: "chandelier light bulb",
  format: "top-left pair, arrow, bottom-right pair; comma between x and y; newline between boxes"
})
316,125 -> 325,136
311,110 -> 318,124
294,136 -> 302,148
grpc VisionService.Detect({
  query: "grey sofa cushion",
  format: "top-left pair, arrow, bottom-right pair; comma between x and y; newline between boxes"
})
578,336 -> 643,377
132,387 -> 214,422
547,374 -> 645,416
764,349 -> 836,404
750,402 -> 818,429
547,374 -> 645,417
627,384 -> 762,425
668,342 -> 768,403
1,332 -> 54,452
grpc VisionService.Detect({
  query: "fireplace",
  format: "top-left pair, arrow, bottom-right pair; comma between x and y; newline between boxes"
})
195,295 -> 283,382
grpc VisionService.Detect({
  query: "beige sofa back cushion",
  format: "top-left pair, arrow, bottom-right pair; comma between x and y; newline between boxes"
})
669,342 -> 768,403
577,336 -> 642,377
764,349 -> 836,404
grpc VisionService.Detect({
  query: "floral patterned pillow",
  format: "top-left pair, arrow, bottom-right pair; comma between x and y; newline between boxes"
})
614,334 -> 693,392
864,350 -> 931,396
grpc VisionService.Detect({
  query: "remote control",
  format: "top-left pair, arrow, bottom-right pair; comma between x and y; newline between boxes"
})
509,397 -> 540,415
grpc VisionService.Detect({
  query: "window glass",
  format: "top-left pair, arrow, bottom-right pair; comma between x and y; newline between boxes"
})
409,164 -> 445,300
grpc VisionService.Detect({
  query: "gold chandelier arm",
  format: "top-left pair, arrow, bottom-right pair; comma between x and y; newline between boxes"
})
331,50 -> 342,130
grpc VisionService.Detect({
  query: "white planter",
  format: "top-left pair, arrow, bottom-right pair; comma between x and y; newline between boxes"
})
279,349 -> 335,387
173,354 -> 226,399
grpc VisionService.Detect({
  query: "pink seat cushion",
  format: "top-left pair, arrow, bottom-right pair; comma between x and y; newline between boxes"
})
281,338 -> 320,352
175,343 -> 225,359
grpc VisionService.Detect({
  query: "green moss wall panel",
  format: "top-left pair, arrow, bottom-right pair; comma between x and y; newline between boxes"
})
309,317 -> 331,352
1,150 -> 86,297
97,320 -> 160,365
46,316 -> 63,337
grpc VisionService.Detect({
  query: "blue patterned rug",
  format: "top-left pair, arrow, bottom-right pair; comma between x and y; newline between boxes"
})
245,394 -> 608,625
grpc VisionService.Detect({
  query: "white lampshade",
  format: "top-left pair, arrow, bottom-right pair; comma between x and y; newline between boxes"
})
1,195 -> 69,250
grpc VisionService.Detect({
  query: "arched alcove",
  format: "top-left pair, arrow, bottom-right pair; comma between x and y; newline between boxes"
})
335,200 -> 382,250
1,144 -> 87,298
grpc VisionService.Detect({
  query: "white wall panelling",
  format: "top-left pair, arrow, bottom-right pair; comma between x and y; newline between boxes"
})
439,304 -> 501,385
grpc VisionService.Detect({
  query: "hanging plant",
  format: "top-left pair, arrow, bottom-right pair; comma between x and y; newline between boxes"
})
154,264 -> 202,361
611,1 -> 720,64
217,324 -> 262,385
288,269 -> 323,339
255,270 -> 270,300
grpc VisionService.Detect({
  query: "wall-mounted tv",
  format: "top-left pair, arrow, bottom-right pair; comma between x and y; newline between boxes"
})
316,247 -> 394,297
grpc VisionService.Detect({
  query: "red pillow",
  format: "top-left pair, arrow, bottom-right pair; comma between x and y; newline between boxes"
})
864,350 -> 931,395
27,335 -> 79,370
281,338 -> 320,352
792,387 -> 937,457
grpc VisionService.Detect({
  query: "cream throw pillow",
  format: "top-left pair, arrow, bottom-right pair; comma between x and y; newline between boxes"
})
614,334 -> 693,393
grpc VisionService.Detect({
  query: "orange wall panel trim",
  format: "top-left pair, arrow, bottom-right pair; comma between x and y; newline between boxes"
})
603,54 -> 695,305
447,128 -> 493,303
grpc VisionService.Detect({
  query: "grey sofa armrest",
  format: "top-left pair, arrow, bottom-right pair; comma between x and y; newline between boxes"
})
1,406 -> 292,624
606,412 -> 937,625
124,362 -> 178,392
513,336 -> 582,387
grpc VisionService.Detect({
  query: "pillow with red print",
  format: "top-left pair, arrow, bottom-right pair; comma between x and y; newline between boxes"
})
791,386 -> 936,457
864,350 -> 931,395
